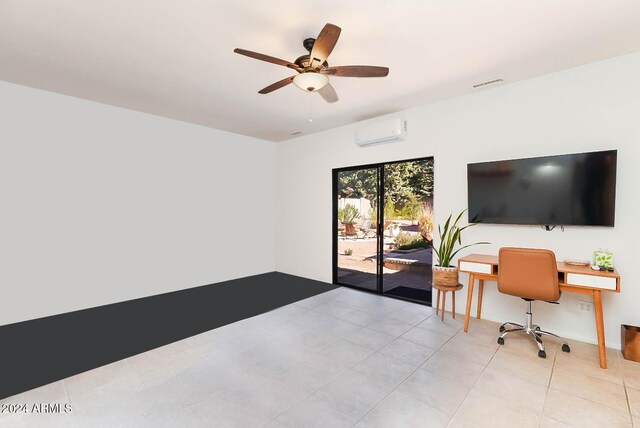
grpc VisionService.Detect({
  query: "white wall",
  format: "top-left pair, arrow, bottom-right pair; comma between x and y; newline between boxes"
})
276,52 -> 640,349
0,81 -> 276,326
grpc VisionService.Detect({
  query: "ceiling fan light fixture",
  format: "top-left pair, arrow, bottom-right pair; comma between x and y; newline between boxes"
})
293,73 -> 328,92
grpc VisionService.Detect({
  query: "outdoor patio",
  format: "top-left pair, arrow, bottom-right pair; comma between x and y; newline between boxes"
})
337,230 -> 433,304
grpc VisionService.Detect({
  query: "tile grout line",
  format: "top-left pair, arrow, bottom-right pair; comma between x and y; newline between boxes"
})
541,345 -> 637,425
346,312 -> 447,425
299,293 -> 439,353
551,361 -> 633,415
538,342 -> 560,427
266,345 -> 356,425
256,294 -> 399,427
624,381 -> 635,426
267,350 -> 371,425
61,379 -> 71,406
349,311 -> 473,427
441,317 -> 567,426
444,329 -> 502,428
308,301 -> 430,331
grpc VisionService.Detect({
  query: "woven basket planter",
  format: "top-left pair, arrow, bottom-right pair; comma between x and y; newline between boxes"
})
432,266 -> 459,287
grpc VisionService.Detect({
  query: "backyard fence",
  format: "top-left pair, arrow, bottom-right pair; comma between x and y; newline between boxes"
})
338,198 -> 372,220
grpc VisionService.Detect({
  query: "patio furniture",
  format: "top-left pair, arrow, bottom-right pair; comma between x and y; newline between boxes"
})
359,220 -> 376,238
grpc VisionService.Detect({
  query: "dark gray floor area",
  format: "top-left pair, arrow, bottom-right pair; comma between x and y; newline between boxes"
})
0,272 -> 338,399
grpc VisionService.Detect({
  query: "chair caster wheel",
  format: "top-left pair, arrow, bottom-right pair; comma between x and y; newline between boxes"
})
497,337 -> 505,345
538,350 -> 547,359
562,344 -> 571,353
499,326 -> 505,333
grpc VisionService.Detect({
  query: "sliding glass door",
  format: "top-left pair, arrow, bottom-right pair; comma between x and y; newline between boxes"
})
334,167 -> 380,291
381,159 -> 434,304
332,157 -> 434,305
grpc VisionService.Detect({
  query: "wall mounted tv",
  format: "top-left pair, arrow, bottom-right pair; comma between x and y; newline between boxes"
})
467,150 -> 617,227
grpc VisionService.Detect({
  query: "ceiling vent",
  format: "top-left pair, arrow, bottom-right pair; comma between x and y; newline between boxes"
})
472,78 -> 504,89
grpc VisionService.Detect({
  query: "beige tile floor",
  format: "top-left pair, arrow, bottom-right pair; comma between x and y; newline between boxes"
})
1,287 -> 639,428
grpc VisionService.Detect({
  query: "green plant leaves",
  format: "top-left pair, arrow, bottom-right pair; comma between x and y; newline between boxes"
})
593,250 -> 614,268
338,205 -> 361,224
431,209 -> 489,267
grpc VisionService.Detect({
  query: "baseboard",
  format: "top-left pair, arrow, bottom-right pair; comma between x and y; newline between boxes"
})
0,272 -> 338,400
454,311 -> 622,351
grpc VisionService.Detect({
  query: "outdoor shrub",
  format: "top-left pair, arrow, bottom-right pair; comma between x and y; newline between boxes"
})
369,207 -> 377,226
397,194 -> 422,220
397,240 -> 430,251
344,248 -> 353,256
384,196 -> 396,220
394,231 -> 428,250
338,204 -> 360,224
394,231 -> 416,247
418,202 -> 434,237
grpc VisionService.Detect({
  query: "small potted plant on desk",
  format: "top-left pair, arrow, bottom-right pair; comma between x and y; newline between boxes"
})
429,209 -> 489,287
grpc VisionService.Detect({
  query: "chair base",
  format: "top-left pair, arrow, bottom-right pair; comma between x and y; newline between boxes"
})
497,301 -> 571,358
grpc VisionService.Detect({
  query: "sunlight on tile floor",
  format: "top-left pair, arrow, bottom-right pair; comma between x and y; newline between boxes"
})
1,287 -> 638,427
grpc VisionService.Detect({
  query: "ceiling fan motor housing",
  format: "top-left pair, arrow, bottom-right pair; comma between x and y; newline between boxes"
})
294,54 -> 328,70
303,38 -> 316,52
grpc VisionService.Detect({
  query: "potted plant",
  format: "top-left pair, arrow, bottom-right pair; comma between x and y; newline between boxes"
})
338,205 -> 360,236
430,209 -> 488,286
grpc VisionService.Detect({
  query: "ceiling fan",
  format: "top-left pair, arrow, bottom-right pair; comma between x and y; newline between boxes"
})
233,23 -> 389,103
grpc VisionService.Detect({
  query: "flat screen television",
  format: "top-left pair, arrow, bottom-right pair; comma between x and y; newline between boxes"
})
467,150 -> 617,226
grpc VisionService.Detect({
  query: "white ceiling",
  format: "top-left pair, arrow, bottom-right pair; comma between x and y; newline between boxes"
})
2,1 -> 640,142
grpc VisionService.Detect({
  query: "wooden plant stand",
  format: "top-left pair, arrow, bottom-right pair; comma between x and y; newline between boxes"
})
432,282 -> 464,322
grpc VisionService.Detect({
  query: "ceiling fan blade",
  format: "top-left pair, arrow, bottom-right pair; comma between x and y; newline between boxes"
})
234,48 -> 299,70
322,65 -> 389,77
310,23 -> 341,69
318,83 -> 339,103
258,75 -> 296,94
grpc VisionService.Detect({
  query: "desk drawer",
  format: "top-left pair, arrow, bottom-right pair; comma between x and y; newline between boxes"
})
459,261 -> 493,274
566,273 -> 617,291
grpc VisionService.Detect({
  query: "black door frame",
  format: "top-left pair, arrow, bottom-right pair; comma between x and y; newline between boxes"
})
332,156 -> 434,303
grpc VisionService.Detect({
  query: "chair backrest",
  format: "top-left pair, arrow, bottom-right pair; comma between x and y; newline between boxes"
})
361,220 -> 372,230
498,247 -> 560,302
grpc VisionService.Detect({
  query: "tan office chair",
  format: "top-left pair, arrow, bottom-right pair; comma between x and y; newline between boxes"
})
497,247 -> 571,358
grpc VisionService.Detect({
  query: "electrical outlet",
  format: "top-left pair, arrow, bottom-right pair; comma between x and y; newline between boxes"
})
578,301 -> 593,312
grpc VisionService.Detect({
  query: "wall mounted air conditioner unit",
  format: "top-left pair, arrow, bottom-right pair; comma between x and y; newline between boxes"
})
355,118 -> 407,147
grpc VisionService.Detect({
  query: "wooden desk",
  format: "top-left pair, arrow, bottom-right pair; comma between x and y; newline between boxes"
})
458,254 -> 621,368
